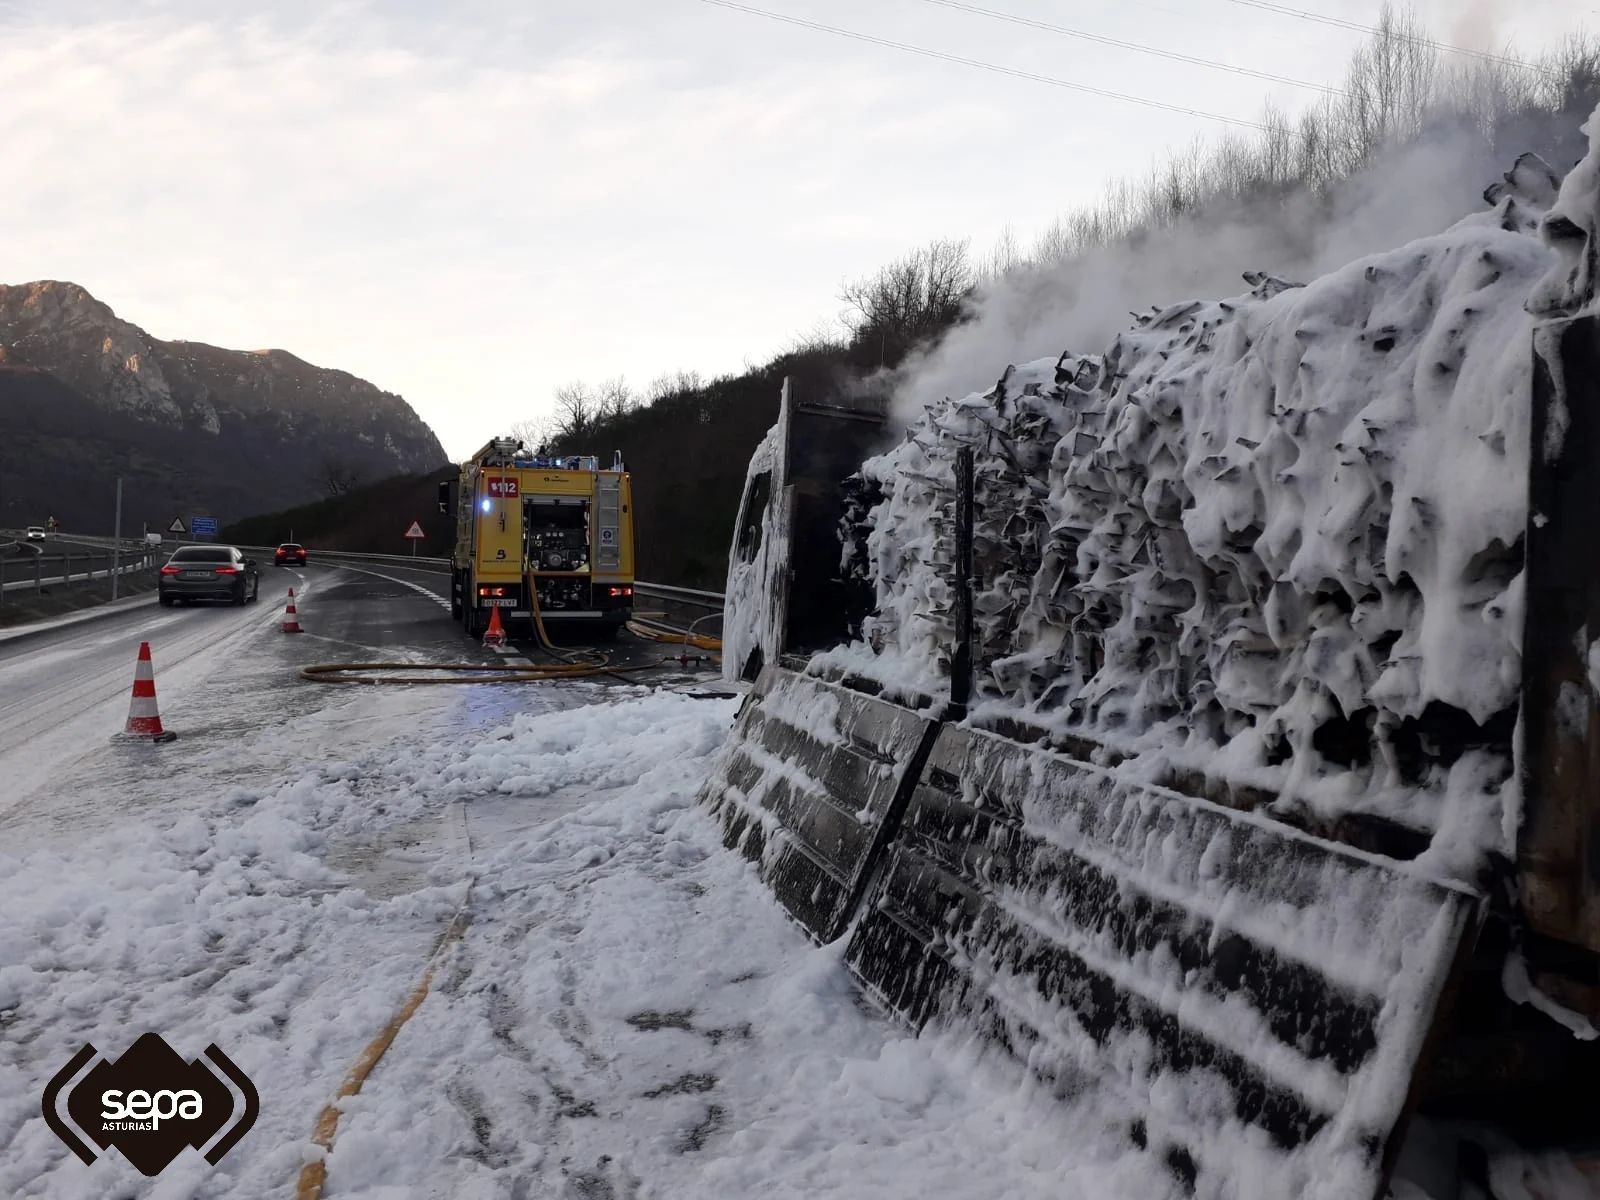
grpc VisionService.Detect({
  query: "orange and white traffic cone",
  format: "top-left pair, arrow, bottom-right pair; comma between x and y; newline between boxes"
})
482,605 -> 507,648
113,641 -> 178,743
283,588 -> 303,634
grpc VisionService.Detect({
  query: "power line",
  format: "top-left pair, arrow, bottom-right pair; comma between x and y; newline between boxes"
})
1220,0 -> 1561,78
697,0 -> 1273,130
919,0 -> 1347,97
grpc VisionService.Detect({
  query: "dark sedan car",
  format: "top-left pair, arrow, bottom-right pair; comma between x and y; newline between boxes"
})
274,542 -> 308,566
158,545 -> 260,606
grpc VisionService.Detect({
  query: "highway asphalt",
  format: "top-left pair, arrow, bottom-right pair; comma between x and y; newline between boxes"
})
0,558 -> 719,836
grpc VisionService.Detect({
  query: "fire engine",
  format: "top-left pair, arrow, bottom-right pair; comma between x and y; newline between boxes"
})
442,437 -> 636,639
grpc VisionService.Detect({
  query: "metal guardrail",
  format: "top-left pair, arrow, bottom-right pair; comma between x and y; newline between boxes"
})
633,581 -> 725,610
222,544 -> 729,608
1,552 -> 158,596
34,534 -> 730,609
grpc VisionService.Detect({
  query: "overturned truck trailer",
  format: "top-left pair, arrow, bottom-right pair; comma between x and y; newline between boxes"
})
701,143 -> 1600,1197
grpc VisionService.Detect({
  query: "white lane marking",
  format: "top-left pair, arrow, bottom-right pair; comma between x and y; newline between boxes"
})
330,563 -> 451,611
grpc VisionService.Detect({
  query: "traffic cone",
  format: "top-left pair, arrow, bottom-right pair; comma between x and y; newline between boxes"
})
283,588 -> 303,634
113,642 -> 178,743
482,605 -> 507,648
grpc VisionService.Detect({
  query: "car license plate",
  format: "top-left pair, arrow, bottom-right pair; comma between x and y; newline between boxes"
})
483,598 -> 516,607
182,571 -> 212,580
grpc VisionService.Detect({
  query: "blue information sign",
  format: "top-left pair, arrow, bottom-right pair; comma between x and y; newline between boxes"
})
191,516 -> 220,538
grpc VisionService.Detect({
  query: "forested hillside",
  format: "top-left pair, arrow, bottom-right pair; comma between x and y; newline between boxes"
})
230,11 -> 1600,589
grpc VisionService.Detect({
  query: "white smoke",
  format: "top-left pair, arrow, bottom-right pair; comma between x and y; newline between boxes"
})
1449,0 -> 1505,54
889,123 -> 1520,425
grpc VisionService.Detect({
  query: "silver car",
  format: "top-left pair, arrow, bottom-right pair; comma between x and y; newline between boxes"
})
158,545 -> 261,606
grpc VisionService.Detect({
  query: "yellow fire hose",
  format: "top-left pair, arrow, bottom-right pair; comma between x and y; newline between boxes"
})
625,616 -> 723,654
291,594 -> 725,1195
299,591 -> 720,684
291,592 -> 729,1192
295,809 -> 476,1200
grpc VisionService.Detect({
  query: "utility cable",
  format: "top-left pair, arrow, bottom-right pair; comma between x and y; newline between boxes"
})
1219,0 -> 1560,78
697,0 -> 1273,131
918,0 -> 1347,96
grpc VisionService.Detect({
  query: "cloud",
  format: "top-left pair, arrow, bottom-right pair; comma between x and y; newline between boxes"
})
1,0 -> 1586,455
0,7 -> 945,452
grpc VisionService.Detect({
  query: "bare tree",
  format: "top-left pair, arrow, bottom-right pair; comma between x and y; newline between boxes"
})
645,369 -> 705,403
1031,217 -> 1073,266
979,223 -> 1023,282
783,318 -> 848,357
509,417 -> 554,454
596,376 -> 634,423
552,381 -> 594,441
840,236 -> 973,366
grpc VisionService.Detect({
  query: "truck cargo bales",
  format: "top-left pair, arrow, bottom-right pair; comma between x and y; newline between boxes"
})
699,113 -> 1600,1196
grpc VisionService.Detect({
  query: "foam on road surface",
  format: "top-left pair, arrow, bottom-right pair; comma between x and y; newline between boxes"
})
0,565 -> 1188,1200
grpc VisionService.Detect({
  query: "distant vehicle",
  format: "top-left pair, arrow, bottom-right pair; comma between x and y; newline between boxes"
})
274,543 -> 308,566
158,545 -> 260,606
144,532 -> 163,547
24,526 -> 45,540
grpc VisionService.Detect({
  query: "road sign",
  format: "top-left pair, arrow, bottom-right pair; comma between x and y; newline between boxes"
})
403,521 -> 426,539
191,516 -> 219,538
167,517 -> 186,534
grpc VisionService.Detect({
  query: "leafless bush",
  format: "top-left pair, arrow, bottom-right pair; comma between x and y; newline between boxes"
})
645,369 -> 706,403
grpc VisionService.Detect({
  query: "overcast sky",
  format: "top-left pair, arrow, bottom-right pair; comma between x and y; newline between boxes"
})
1,0 -> 1590,457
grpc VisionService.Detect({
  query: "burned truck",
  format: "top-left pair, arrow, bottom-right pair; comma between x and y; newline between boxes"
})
701,144 -> 1600,1196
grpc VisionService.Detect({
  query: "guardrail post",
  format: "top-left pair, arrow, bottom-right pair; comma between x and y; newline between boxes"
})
34,554 -> 41,594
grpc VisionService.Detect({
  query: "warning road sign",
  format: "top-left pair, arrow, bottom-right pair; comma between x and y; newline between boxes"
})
403,521 -> 426,539
167,517 -> 186,534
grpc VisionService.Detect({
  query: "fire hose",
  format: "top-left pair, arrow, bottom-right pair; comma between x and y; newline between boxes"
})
294,806 -> 475,1200
300,590 -> 716,684
624,615 -> 723,655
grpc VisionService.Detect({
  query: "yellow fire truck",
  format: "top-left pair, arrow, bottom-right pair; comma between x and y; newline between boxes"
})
442,437 -> 636,639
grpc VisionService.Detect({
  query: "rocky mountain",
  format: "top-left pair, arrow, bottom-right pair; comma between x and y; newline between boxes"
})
0,281 -> 448,534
